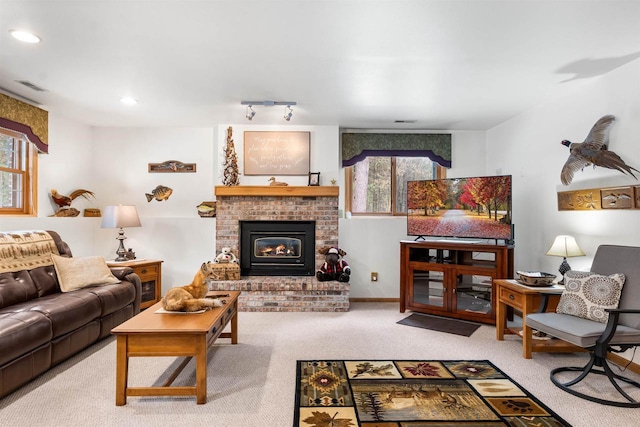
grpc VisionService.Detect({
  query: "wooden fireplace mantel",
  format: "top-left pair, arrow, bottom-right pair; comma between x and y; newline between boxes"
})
214,186 -> 339,197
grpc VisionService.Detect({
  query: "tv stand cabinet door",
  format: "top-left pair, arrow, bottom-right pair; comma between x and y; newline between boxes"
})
405,264 -> 452,314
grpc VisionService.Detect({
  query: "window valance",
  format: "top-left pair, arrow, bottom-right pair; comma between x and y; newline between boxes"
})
341,133 -> 451,167
0,93 -> 48,153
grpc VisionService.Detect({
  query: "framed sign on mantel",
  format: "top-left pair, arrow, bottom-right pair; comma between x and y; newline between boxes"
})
243,131 -> 310,175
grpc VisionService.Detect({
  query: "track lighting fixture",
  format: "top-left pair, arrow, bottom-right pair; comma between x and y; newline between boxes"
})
240,100 -> 297,121
283,105 -> 293,121
245,105 -> 255,120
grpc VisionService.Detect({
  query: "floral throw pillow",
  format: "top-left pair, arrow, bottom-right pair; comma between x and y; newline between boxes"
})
556,270 -> 625,323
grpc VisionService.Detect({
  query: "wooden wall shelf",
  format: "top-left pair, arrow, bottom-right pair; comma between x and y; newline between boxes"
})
214,186 -> 339,197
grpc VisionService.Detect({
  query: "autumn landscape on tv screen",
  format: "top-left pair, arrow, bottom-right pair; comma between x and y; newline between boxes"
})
407,175 -> 512,240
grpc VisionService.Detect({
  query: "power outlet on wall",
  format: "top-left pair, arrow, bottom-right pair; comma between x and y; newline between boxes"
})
371,272 -> 378,282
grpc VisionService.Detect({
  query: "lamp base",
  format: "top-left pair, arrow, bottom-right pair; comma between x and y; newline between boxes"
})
558,257 -> 571,285
114,228 -> 128,262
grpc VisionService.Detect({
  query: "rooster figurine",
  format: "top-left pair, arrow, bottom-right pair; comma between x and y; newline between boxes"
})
50,188 -> 95,216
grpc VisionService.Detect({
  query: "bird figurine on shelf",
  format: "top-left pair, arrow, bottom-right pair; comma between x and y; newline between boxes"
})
50,188 -> 95,217
560,115 -> 639,185
268,177 -> 288,186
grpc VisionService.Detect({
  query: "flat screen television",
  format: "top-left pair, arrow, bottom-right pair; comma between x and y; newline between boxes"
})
406,175 -> 513,242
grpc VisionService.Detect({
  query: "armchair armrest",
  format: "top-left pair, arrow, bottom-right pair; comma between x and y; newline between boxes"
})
598,308 -> 640,351
605,308 -> 640,314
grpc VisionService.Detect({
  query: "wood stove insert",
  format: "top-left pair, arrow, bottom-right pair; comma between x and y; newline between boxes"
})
240,220 -> 316,276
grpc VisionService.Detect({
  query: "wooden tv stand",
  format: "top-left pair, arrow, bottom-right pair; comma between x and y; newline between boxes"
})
400,240 -> 514,324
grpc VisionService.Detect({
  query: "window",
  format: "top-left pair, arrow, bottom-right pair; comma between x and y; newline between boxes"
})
346,156 -> 445,215
0,128 -> 37,215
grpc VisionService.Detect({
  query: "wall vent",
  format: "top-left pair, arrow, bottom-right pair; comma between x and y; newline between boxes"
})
16,80 -> 47,92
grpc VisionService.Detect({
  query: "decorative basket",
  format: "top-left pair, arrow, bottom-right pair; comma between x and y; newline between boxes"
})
516,271 -> 556,287
210,263 -> 240,281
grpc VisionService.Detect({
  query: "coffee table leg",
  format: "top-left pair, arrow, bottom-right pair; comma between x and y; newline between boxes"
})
115,335 -> 129,406
231,309 -> 238,344
196,337 -> 207,404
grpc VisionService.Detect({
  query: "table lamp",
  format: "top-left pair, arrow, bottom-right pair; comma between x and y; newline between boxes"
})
546,235 -> 585,284
101,205 -> 142,261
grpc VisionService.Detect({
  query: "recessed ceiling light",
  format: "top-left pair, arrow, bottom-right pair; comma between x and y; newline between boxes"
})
10,30 -> 41,44
120,97 -> 138,105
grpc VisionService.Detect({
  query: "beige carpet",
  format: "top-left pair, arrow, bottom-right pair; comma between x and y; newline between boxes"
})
1,302 -> 639,426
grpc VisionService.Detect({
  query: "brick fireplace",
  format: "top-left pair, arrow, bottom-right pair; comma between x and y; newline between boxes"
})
210,186 -> 349,312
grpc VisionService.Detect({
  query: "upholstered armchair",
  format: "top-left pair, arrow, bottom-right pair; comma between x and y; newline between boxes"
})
527,245 -> 640,407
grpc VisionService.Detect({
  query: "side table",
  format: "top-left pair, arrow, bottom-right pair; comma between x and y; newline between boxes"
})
107,259 -> 163,310
495,279 -> 582,359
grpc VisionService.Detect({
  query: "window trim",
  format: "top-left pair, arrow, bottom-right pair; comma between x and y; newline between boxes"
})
345,157 -> 446,217
0,128 -> 37,216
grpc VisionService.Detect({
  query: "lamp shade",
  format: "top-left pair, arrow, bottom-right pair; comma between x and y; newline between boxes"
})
546,235 -> 585,258
101,205 -> 142,229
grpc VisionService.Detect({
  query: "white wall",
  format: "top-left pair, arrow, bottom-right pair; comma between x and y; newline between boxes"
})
487,58 -> 640,274
487,58 -> 640,363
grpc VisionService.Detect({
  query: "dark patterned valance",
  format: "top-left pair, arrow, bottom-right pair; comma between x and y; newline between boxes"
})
0,93 -> 48,153
341,133 -> 451,167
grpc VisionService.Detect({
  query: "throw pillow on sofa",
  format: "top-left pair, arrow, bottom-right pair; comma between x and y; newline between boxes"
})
556,270 -> 625,323
51,254 -> 120,292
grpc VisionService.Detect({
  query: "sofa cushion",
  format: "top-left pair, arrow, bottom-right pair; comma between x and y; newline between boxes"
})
0,270 -> 39,309
24,292 -> 102,338
0,311 -> 52,366
87,282 -> 136,316
556,270 -> 625,323
51,254 -> 120,292
29,264 -> 61,297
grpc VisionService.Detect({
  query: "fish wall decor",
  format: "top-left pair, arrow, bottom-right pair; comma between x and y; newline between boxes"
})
145,185 -> 173,202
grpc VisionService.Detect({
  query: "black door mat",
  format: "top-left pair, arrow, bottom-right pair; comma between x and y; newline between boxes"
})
397,313 -> 481,337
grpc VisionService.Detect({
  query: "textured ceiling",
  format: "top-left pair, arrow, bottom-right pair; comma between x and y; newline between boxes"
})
1,0 -> 640,130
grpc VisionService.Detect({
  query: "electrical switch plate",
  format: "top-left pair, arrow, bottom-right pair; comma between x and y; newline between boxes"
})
371,272 -> 378,281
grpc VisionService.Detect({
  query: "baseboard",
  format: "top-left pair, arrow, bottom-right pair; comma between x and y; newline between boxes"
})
349,297 -> 400,303
607,352 -> 640,375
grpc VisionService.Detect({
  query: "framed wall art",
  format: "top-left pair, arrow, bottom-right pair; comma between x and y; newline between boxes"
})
243,131 -> 310,176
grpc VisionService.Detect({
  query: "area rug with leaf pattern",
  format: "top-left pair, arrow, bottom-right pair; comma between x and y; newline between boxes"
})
294,360 -> 571,426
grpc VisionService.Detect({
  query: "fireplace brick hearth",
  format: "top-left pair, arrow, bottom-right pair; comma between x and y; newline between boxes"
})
211,186 -> 348,312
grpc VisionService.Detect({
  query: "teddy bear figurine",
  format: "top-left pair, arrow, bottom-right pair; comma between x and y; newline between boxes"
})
215,247 -> 238,264
316,246 -> 351,282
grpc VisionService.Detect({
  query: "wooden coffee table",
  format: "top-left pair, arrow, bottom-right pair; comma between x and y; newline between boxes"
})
111,291 -> 239,405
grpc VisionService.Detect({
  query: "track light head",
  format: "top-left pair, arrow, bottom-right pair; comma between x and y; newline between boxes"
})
284,105 -> 293,121
246,105 -> 256,121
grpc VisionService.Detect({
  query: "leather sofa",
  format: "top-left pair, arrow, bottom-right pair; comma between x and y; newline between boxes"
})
0,230 -> 141,398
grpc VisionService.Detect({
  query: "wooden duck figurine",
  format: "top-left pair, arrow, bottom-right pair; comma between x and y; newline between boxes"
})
268,177 -> 288,186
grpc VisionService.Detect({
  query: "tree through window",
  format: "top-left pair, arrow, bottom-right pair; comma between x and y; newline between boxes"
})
0,128 -> 37,215
346,156 -> 444,215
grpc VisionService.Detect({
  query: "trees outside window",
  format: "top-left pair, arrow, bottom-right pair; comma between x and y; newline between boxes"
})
346,156 -> 444,216
0,129 -> 36,215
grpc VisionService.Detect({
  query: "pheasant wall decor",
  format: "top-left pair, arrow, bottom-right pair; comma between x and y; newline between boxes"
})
50,188 -> 95,216
560,115 -> 639,185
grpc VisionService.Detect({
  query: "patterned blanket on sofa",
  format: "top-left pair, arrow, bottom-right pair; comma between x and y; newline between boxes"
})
0,230 -> 60,273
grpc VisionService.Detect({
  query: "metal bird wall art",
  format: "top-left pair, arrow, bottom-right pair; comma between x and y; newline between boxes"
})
560,115 -> 639,185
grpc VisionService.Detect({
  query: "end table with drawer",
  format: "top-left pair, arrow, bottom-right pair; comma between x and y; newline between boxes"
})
107,259 -> 163,309
495,278 -> 582,358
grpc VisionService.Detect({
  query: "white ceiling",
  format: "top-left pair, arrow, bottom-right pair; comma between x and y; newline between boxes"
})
1,0 -> 640,130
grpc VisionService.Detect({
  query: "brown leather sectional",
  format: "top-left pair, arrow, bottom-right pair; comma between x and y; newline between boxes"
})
0,230 -> 141,398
